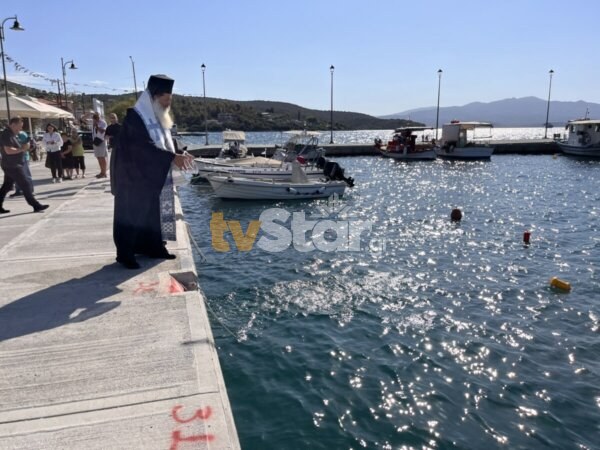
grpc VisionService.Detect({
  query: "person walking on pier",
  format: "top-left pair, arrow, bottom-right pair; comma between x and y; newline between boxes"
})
0,117 -> 49,214
111,74 -> 193,269
9,131 -> 34,197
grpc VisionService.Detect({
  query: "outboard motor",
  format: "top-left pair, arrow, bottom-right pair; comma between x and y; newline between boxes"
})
315,156 -> 327,169
323,161 -> 355,187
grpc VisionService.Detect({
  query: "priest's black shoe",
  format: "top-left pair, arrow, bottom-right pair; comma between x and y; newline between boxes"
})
116,256 -> 141,269
0,208 -> 10,214
33,204 -> 49,213
148,251 -> 176,260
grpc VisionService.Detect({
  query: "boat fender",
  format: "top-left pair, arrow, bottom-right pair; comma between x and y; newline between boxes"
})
227,178 -> 234,183
287,187 -> 297,194
549,277 -> 571,292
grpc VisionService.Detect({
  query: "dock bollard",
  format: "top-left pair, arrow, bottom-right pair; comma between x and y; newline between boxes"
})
549,277 -> 571,292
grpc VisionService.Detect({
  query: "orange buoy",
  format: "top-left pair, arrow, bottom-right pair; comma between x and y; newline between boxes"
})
550,277 -> 571,292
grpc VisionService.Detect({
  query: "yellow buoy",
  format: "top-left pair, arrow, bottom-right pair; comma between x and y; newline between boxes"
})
550,277 -> 571,291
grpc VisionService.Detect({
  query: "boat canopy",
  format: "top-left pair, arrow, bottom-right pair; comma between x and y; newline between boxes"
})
284,130 -> 322,137
445,121 -> 493,130
567,119 -> 600,125
222,130 -> 245,142
394,126 -> 433,133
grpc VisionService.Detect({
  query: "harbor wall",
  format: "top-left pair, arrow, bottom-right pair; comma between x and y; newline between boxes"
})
186,140 -> 561,158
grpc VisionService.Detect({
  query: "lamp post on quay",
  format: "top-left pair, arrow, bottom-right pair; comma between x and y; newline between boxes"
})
329,65 -> 334,144
0,16 -> 25,121
60,57 -> 77,111
435,69 -> 443,140
129,56 -> 138,100
201,63 -> 208,145
544,69 -> 554,139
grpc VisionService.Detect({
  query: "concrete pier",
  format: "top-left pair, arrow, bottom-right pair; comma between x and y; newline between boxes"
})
185,139 -> 560,158
0,157 -> 240,449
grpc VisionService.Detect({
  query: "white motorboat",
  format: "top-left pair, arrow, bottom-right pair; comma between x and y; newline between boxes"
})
193,130 -> 326,181
375,126 -> 436,160
194,130 -> 277,169
557,119 -> 600,157
434,121 -> 494,160
207,161 -> 353,200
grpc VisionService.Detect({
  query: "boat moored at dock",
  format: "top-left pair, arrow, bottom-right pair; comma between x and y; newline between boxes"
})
207,161 -> 353,200
435,121 -> 495,160
557,119 -> 600,157
375,127 -> 436,160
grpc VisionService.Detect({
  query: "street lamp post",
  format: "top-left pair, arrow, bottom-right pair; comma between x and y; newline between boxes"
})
544,69 -> 554,139
435,69 -> 443,140
0,16 -> 24,121
201,63 -> 208,145
129,56 -> 138,100
61,57 -> 77,111
329,65 -> 334,144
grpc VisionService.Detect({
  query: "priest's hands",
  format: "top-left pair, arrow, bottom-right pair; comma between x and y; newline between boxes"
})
174,151 -> 195,170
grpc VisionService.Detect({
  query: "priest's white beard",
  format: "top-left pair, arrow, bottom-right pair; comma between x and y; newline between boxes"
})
152,99 -> 174,130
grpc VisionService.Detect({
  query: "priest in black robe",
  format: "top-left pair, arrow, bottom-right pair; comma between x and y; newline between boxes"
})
111,74 -> 193,269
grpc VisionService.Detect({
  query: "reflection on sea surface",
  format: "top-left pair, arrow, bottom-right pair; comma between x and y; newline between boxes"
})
180,154 -> 599,449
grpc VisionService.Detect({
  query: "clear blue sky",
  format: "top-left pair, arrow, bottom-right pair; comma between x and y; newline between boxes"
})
3,0 -> 599,116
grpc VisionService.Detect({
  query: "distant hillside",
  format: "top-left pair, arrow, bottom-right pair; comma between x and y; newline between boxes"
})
382,97 -> 600,127
1,80 -> 421,131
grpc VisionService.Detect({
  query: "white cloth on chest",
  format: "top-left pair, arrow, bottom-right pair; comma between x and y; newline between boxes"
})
133,90 -> 175,154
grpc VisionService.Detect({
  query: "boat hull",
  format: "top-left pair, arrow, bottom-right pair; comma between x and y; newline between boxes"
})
557,143 -> 600,157
207,176 -> 347,200
379,149 -> 436,160
435,146 -> 494,159
194,163 -> 323,181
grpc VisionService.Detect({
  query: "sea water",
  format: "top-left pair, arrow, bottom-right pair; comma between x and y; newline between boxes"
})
178,149 -> 599,449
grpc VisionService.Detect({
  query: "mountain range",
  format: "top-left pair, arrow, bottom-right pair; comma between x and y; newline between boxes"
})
381,97 -> 600,127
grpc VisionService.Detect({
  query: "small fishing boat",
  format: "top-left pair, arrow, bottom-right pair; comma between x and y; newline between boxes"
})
194,130 -> 276,169
557,119 -> 600,157
207,161 -> 353,200
435,121 -> 494,160
193,130 -> 325,181
375,126 -> 436,160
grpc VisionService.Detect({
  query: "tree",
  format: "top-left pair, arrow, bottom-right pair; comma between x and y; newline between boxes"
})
108,98 -> 136,122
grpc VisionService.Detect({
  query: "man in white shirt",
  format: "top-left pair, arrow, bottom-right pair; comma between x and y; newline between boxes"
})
92,112 -> 108,178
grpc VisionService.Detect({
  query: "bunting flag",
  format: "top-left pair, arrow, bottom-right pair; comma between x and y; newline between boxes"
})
4,53 -> 133,93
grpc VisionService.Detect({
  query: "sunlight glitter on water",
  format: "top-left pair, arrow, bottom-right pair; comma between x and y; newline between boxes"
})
180,153 -> 600,449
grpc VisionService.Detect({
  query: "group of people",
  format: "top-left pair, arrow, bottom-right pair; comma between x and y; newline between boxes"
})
42,112 -> 121,182
1,74 -> 194,270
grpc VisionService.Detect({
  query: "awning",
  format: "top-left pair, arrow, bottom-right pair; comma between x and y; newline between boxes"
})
0,93 -> 74,119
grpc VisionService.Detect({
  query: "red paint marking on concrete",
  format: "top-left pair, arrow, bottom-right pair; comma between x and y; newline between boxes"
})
172,405 -> 212,423
170,405 -> 215,449
170,430 -> 215,450
133,281 -> 159,295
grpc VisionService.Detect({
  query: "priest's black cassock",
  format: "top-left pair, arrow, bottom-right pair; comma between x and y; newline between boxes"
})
111,75 -> 176,268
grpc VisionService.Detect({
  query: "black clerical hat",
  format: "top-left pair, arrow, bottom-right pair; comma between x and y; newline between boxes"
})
147,74 -> 174,96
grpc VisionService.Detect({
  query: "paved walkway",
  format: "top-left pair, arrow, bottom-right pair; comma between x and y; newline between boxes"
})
0,157 -> 239,449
